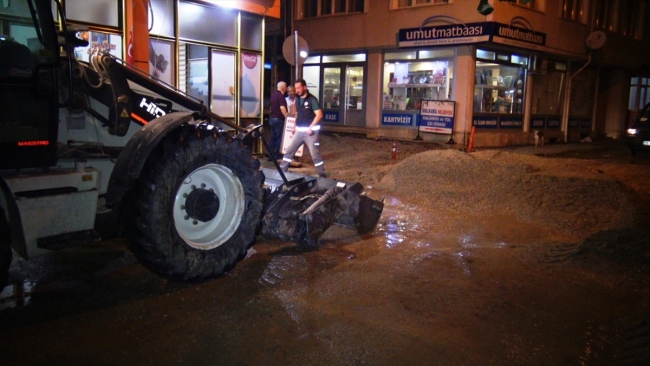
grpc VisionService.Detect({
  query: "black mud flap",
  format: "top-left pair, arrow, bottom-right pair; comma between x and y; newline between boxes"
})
261,176 -> 384,248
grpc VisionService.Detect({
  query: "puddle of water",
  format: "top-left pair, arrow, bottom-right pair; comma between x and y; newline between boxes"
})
258,255 -> 309,288
0,280 -> 36,311
375,196 -> 431,249
452,251 -> 473,276
458,233 -> 508,249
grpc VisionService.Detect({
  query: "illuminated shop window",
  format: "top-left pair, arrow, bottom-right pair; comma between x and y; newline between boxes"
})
382,48 -> 455,111
322,54 -> 366,63
304,56 -> 321,64
240,52 -> 262,118
149,0 -> 175,37
474,49 -> 527,115
150,38 -> 175,86
73,31 -> 123,62
241,14 -> 263,51
179,1 -> 237,47
65,0 -> 119,27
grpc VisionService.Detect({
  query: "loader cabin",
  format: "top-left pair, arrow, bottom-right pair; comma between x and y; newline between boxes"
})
0,0 -> 60,169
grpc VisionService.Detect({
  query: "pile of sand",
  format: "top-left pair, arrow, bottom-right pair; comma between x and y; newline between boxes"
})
376,149 -> 632,237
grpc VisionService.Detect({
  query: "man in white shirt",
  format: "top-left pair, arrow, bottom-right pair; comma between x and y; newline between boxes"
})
284,86 -> 297,116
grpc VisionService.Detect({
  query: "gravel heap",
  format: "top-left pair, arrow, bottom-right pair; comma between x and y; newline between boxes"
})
376,149 -> 633,237
306,134 -> 440,186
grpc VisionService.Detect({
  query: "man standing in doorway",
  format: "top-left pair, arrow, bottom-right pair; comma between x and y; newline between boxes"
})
280,78 -> 327,178
285,85 -> 297,116
268,81 -> 287,161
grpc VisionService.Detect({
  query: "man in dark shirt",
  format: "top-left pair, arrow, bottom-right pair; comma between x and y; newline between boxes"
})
280,78 -> 326,178
268,81 -> 287,160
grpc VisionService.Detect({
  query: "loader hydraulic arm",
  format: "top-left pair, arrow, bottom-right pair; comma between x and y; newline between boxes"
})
66,52 -> 245,136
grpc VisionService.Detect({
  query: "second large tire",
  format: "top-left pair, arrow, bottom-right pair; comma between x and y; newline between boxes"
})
125,128 -> 264,281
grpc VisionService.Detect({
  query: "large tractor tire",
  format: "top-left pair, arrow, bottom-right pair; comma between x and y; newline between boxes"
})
0,210 -> 11,288
125,129 -> 264,281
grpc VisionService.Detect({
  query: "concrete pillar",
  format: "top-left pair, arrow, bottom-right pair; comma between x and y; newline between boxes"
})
454,45 -> 475,146
523,72 -> 533,133
603,68 -> 631,139
365,50 -> 382,138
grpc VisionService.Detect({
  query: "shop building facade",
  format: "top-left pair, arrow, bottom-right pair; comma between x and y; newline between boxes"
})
27,0 -> 281,127
293,0 -> 649,147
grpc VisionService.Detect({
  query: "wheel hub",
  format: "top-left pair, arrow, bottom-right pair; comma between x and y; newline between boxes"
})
184,188 -> 220,222
172,164 -> 246,251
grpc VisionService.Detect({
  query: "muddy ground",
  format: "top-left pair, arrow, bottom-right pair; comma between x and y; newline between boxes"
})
2,136 -> 650,365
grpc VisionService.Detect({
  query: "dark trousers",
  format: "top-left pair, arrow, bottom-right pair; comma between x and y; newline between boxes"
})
268,117 -> 285,158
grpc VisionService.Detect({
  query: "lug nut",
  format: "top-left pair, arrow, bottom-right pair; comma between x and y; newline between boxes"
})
184,215 -> 189,220
201,183 -> 206,188
192,220 -> 198,225
183,193 -> 188,198
180,205 -> 185,210
191,185 -> 196,190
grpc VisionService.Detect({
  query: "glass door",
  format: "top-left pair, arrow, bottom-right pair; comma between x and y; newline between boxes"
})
322,66 -> 343,124
211,50 -> 236,118
321,65 -> 365,126
345,65 -> 365,127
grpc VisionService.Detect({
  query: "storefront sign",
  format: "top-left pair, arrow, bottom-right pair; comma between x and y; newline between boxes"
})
491,23 -> 546,50
500,116 -> 523,129
580,119 -> 592,129
419,100 -> 455,135
281,116 -> 304,157
323,111 -> 340,122
381,113 -> 415,126
569,118 -> 580,128
531,117 -> 545,129
547,118 -> 561,129
399,22 -> 490,48
399,21 -> 546,52
473,116 -> 498,129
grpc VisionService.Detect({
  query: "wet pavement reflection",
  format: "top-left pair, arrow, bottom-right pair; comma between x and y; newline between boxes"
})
1,195 -> 648,365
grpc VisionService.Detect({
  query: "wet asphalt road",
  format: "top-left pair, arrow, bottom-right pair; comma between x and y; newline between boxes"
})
3,143 -> 650,365
2,191 -> 649,365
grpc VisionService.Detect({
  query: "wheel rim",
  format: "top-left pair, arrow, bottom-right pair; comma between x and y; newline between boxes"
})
173,164 -> 245,250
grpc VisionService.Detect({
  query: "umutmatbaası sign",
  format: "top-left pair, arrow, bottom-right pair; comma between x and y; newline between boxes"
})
399,22 -> 546,50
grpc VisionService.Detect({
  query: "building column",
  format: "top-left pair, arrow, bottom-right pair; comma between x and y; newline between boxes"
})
523,72 -> 533,133
365,50 -> 382,138
603,68 -> 631,139
454,45 -> 475,146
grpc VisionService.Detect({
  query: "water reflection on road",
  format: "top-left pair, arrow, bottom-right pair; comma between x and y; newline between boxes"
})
0,195 -> 645,365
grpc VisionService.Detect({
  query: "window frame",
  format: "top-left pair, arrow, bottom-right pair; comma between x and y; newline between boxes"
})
390,0 -> 452,10
560,0 -> 590,25
595,0 -> 645,39
298,0 -> 366,19
511,0 -> 546,13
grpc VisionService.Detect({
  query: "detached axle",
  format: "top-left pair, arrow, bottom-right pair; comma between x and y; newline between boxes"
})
260,170 -> 384,248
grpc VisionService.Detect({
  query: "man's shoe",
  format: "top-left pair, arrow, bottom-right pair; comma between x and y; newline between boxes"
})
318,173 -> 327,179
